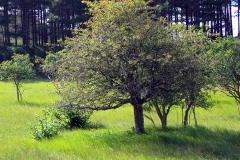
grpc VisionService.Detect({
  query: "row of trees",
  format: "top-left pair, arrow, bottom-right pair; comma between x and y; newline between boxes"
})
0,0 -> 89,48
152,0 -> 234,36
1,0 -> 240,62
1,0 -> 240,48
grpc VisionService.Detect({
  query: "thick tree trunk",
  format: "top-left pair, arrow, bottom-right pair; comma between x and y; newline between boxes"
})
160,115 -> 167,129
132,102 -> 145,134
154,102 -> 169,129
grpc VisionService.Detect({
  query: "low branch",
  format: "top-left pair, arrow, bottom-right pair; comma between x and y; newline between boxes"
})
144,114 -> 156,126
60,98 -> 131,111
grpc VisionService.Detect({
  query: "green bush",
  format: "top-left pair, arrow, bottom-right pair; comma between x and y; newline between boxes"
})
30,108 -> 92,140
64,110 -> 93,129
30,109 -> 68,140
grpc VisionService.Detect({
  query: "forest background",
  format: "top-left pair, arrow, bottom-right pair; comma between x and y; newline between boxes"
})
0,0 -> 240,65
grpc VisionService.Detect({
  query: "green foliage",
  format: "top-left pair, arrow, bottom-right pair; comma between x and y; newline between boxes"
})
60,110 -> 93,129
42,52 -> 64,80
0,54 -> 35,101
209,36 -> 240,104
44,0 -> 212,133
6,45 -> 48,60
31,110 -> 63,140
30,108 -> 93,140
0,46 -> 13,61
0,54 -> 35,81
194,91 -> 213,109
8,46 -> 27,54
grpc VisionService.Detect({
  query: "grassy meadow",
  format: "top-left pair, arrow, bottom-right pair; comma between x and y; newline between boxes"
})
0,79 -> 240,159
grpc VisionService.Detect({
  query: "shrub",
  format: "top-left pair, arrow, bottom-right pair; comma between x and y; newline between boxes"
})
63,110 -> 93,129
30,108 -> 92,140
30,109 -> 68,140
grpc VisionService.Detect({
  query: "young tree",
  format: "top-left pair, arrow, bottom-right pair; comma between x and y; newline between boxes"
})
209,36 -> 240,107
180,53 -> 214,127
143,27 -> 213,128
0,54 -> 35,101
45,0 -> 210,134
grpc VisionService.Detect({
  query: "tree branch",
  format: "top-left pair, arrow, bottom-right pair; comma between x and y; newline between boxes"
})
60,98 -> 131,111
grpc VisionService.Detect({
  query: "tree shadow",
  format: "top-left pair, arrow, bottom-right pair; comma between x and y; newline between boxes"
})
21,77 -> 50,83
18,101 -> 50,107
1,77 -> 50,84
94,126 -> 240,159
158,126 -> 240,158
85,122 -> 106,130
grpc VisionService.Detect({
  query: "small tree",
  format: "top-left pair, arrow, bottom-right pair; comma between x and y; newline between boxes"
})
143,27 -> 213,128
209,37 -> 240,109
0,54 -> 35,101
180,60 -> 213,127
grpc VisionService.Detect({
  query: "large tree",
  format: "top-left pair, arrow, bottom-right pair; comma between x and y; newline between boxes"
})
45,0 -> 210,134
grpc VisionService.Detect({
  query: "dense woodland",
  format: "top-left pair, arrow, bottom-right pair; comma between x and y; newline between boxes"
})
0,0 -> 89,61
0,0 -> 240,61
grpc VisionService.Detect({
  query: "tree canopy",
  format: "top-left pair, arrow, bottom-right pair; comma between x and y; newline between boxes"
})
44,0 -> 213,134
209,36 -> 240,104
0,54 -> 35,101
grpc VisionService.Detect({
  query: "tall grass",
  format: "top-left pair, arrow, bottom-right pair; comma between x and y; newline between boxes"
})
0,80 -> 240,159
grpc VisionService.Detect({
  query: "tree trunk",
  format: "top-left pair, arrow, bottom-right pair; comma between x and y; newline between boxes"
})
182,105 -> 184,126
238,0 -> 240,37
185,4 -> 189,30
183,105 -> 191,127
160,114 -> 167,129
15,81 -> 20,102
154,102 -> 169,129
192,106 -> 198,126
14,3 -> 18,46
3,1 -> 10,45
132,102 -> 145,134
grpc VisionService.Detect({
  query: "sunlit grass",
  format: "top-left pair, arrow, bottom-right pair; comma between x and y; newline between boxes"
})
0,79 -> 240,159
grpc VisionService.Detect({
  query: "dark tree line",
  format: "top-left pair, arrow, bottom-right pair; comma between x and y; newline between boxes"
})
232,0 -> 240,36
0,0 -> 89,60
1,0 -> 240,62
150,0 -> 237,37
1,0 -> 239,47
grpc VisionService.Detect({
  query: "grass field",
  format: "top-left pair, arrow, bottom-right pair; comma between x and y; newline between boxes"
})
0,79 -> 240,159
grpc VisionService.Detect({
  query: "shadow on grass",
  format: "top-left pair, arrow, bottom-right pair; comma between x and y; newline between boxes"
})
67,122 -> 106,131
1,77 -> 50,84
22,77 -> 51,83
95,126 -> 240,159
85,122 -> 106,130
18,101 -> 50,107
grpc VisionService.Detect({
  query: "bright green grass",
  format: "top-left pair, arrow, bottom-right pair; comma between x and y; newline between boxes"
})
0,80 -> 240,159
